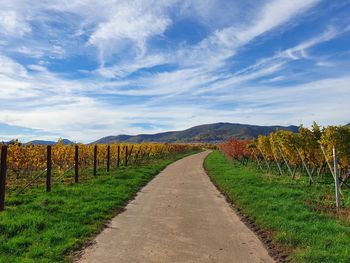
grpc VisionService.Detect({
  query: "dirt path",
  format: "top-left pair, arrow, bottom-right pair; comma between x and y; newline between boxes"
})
77,151 -> 274,263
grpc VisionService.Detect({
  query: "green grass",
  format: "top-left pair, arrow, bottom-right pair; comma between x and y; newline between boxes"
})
204,150 -> 350,263
0,151 -> 198,263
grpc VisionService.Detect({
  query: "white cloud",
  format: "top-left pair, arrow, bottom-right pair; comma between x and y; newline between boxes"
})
0,10 -> 31,36
234,0 -> 319,43
26,64 -> 47,72
177,0 -> 320,67
0,55 -> 28,78
1,0 -> 349,143
218,77 -> 350,126
280,26 -> 344,60
86,1 -> 177,64
95,54 -> 167,79
261,76 -> 285,83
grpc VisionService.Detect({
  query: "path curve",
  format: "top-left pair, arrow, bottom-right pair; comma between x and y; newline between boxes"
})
77,151 -> 274,263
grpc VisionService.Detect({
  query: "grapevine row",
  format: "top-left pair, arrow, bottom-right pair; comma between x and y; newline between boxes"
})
0,141 -> 201,211
219,123 -> 350,208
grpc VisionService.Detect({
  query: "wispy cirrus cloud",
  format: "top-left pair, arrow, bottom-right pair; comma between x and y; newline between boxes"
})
0,0 -> 349,142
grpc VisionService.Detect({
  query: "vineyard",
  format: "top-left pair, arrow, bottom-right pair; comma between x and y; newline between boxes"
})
219,123 -> 350,208
0,140 -> 200,211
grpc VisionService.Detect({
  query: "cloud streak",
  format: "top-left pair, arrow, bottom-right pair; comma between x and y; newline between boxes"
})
0,0 -> 349,142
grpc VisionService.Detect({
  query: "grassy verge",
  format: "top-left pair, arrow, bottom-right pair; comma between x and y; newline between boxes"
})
204,150 -> 350,263
0,151 -> 198,263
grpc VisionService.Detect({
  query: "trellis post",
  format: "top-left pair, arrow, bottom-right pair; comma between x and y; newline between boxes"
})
0,145 -> 8,211
277,145 -> 294,179
296,147 -> 313,185
93,145 -> 97,176
117,145 -> 120,168
125,146 -> 128,166
107,145 -> 110,172
74,145 -> 79,183
333,146 -> 341,208
46,145 -> 52,192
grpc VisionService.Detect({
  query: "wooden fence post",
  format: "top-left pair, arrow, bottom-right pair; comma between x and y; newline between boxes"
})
46,145 -> 52,192
107,145 -> 110,172
0,145 -> 8,211
127,145 -> 134,165
333,146 -> 341,208
134,149 -> 141,165
117,145 -> 120,168
125,145 -> 128,166
93,145 -> 97,176
75,145 -> 79,183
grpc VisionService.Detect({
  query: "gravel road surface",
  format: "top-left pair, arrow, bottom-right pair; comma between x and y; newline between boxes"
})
77,151 -> 274,263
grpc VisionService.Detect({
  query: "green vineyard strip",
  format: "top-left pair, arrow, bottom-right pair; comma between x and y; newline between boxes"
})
0,151 -> 198,263
204,150 -> 350,263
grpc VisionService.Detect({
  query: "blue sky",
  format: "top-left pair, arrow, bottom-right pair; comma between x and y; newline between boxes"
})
0,0 -> 350,142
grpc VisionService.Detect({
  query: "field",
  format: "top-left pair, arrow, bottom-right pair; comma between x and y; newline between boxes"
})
205,150 -> 350,262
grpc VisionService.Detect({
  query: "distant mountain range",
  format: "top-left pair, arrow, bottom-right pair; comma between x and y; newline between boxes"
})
25,139 -> 74,145
94,122 -> 299,144
5,122 -> 350,145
